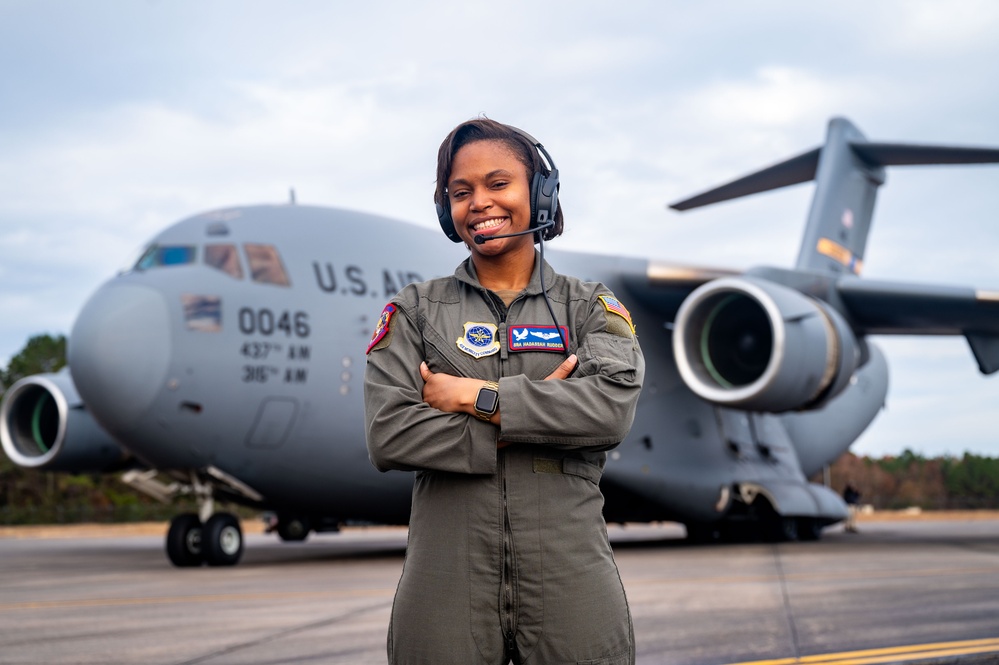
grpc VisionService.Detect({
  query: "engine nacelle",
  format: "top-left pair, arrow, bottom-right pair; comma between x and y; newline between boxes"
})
0,369 -> 130,472
672,277 -> 860,412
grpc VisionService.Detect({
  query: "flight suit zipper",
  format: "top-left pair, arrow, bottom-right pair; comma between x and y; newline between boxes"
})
501,451 -> 519,665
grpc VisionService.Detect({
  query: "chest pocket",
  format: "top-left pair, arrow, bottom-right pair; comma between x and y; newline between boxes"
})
421,319 -> 496,380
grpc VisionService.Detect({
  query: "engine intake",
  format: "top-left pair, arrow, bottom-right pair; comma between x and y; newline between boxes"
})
672,277 -> 859,412
0,370 -> 129,472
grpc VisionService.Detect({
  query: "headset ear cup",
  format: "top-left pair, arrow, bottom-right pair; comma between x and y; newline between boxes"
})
436,201 -> 462,243
529,172 -> 543,229
531,170 -> 559,233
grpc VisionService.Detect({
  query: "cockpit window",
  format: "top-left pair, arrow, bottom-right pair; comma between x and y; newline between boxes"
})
244,243 -> 290,286
134,245 -> 197,270
204,244 -> 244,279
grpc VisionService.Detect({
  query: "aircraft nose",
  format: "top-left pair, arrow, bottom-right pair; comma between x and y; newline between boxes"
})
68,282 -> 171,434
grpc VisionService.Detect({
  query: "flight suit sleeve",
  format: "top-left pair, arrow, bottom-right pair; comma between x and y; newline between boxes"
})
498,289 -> 645,449
364,289 -> 498,474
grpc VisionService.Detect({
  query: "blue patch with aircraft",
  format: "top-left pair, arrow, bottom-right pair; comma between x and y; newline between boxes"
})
508,325 -> 568,352
456,322 -> 500,358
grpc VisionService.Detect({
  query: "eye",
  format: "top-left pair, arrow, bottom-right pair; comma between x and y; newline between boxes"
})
450,189 -> 469,201
490,180 -> 509,190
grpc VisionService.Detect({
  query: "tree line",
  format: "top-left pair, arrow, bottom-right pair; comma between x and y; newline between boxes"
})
1,334 -> 998,524
825,449 -> 999,511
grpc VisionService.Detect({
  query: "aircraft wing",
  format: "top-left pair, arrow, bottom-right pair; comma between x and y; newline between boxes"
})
622,260 -> 740,318
837,276 -> 999,374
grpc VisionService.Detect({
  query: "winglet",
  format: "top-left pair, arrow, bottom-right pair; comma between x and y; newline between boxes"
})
966,332 -> 999,375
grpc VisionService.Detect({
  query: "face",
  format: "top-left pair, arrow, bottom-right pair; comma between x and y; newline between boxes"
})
447,139 -> 534,258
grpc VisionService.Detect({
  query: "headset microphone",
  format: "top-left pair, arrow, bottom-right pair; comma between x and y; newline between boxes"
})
473,218 -> 555,245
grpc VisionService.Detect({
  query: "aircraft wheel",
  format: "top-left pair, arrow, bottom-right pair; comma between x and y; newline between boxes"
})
276,516 -> 311,542
203,513 -> 244,566
764,515 -> 799,542
684,522 -> 721,543
777,516 -> 799,542
797,517 -> 823,541
166,513 -> 203,567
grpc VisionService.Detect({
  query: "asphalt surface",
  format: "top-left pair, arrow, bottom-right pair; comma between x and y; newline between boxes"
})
1,518 -> 998,664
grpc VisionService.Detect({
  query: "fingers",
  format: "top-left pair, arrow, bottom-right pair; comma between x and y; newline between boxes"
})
544,353 -> 578,381
420,361 -> 432,382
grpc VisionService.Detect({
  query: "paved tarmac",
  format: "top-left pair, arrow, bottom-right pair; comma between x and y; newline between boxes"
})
1,517 -> 998,665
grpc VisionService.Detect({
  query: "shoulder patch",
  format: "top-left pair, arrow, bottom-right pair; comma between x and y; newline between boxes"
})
598,295 -> 636,336
366,303 -> 396,354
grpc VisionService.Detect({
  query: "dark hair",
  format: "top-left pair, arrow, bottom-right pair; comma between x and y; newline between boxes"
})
435,118 -> 564,241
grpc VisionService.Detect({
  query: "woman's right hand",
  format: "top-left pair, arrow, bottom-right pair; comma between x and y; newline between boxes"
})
544,354 -> 577,381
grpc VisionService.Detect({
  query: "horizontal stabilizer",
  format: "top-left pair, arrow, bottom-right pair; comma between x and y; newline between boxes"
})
850,143 -> 999,167
669,148 -> 820,211
966,333 -> 999,375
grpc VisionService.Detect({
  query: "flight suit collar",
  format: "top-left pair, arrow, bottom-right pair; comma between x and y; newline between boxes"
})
454,253 -> 556,297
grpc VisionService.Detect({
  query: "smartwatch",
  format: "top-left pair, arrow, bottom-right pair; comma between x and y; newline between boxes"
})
473,381 -> 500,421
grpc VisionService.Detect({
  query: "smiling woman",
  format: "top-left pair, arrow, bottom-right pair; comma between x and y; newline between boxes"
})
364,118 -> 645,665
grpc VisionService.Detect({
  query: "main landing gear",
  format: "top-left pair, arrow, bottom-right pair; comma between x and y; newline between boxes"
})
167,511 -> 244,567
124,468 -> 254,567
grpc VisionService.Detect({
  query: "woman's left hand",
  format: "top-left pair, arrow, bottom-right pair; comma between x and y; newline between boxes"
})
420,362 -> 481,415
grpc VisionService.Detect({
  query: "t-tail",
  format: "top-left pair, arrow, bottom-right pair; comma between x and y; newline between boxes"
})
671,116 -> 999,276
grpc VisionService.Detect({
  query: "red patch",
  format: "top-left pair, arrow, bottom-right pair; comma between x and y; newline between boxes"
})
366,303 -> 397,354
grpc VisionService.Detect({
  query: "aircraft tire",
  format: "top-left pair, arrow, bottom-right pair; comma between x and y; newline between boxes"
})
797,517 -> 823,541
203,513 -> 244,567
684,522 -> 721,543
166,513 -> 204,567
774,516 -> 799,542
276,516 -> 311,542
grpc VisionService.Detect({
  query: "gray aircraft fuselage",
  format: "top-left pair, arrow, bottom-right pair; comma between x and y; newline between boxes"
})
65,203 -> 882,526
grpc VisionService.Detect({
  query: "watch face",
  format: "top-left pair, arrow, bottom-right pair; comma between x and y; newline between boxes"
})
475,387 -> 499,414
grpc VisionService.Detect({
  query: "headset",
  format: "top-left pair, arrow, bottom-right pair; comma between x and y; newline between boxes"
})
436,127 -> 560,244
435,126 -> 571,360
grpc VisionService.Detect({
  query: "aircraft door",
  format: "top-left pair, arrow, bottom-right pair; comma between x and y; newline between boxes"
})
245,397 -> 298,449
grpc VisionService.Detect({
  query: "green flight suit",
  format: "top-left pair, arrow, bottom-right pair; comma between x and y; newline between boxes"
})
364,254 -> 644,665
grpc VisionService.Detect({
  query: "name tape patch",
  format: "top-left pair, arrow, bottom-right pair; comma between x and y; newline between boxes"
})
508,325 -> 569,352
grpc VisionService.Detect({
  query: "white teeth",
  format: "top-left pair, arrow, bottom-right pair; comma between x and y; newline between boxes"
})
472,218 -> 504,232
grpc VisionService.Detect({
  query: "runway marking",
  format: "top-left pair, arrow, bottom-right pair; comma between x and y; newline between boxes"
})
624,565 -> 999,587
0,588 -> 393,612
723,636 -> 999,665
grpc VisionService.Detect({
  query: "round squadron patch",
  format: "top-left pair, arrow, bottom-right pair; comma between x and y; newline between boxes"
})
366,303 -> 396,354
456,322 -> 500,359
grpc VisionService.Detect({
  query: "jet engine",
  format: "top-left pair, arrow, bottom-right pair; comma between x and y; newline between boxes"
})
0,370 -> 129,472
672,277 -> 860,412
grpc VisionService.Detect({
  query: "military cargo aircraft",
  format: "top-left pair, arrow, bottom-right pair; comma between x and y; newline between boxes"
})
3,117 -> 999,566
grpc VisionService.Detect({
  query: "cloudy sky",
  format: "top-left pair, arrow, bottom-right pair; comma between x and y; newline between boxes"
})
2,0 -> 998,458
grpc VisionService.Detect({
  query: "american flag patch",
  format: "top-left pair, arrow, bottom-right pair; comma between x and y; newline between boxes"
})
598,295 -> 635,333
